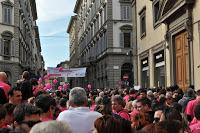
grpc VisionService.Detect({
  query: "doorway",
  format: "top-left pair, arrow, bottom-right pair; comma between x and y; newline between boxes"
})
175,31 -> 190,91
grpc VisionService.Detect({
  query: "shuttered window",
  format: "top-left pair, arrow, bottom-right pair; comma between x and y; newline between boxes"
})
153,0 -> 160,26
4,40 -> 10,56
124,33 -> 131,48
120,32 -> 131,48
139,7 -> 146,38
121,5 -> 131,20
2,6 -> 12,24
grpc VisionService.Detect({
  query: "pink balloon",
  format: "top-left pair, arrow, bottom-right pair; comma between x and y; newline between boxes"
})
58,86 -> 62,91
53,79 -> 58,84
59,67 -> 63,72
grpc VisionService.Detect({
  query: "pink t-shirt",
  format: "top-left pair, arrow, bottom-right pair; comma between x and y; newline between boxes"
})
118,109 -> 130,121
190,117 -> 198,126
123,95 -> 129,103
0,82 -> 11,98
185,99 -> 200,119
190,121 -> 200,133
130,109 -> 139,117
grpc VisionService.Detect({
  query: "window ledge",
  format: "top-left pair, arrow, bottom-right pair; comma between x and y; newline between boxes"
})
153,21 -> 161,29
119,0 -> 132,4
140,32 -> 146,39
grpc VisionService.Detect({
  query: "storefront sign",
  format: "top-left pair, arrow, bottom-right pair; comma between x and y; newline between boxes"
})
141,57 -> 148,69
154,50 -> 164,63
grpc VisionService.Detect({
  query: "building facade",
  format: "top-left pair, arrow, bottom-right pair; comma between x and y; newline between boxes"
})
0,0 -> 44,85
67,15 -> 80,87
70,0 -> 135,89
135,0 -> 200,90
67,15 -> 78,68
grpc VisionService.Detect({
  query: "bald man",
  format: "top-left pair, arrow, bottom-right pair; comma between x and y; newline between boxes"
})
0,72 -> 11,99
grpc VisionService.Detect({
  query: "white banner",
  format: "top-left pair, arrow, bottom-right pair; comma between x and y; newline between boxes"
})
47,67 -> 86,77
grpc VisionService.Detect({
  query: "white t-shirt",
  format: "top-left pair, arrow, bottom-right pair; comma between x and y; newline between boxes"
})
57,107 -> 102,133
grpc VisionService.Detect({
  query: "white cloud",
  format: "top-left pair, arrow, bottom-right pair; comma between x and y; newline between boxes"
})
45,29 -> 66,36
35,0 -> 76,22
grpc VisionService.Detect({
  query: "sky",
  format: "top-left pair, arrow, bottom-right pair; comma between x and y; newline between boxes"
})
35,0 -> 76,68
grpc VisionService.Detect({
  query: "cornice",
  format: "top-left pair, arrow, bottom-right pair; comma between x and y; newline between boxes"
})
74,0 -> 82,13
67,15 -> 77,33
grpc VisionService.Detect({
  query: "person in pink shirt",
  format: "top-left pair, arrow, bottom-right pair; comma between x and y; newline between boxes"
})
0,72 -> 11,99
112,95 -> 130,121
185,90 -> 200,122
123,88 -> 130,103
190,103 -> 200,133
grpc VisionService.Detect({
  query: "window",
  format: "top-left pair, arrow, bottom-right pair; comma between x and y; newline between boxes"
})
1,31 -> 13,60
153,0 -> 160,25
139,7 -> 146,38
2,6 -> 12,24
124,33 -> 131,48
141,58 -> 149,88
154,50 -> 165,87
121,5 -> 131,20
3,40 -> 10,56
2,0 -> 13,24
120,32 -> 131,48
120,25 -> 132,48
104,5 -> 107,21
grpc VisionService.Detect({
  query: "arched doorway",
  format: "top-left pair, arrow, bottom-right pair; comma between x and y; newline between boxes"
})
121,63 -> 133,88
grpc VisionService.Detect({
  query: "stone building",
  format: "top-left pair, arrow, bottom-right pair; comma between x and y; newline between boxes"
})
67,15 -> 80,87
0,0 -> 44,85
69,0 -> 134,88
134,0 -> 200,90
67,15 -> 78,68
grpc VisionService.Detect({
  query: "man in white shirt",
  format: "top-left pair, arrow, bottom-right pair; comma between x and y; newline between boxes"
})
57,87 -> 102,133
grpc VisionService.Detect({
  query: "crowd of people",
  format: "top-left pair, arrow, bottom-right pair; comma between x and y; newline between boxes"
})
0,71 -> 200,133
